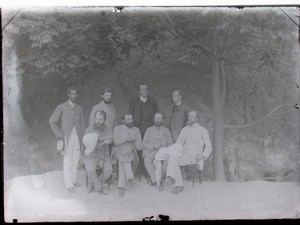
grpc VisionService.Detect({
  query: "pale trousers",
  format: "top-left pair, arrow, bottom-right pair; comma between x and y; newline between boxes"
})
155,147 -> 197,187
118,162 -> 134,188
63,129 -> 80,189
84,156 -> 113,191
144,152 -> 156,183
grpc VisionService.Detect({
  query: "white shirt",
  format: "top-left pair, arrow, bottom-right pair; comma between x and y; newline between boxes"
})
140,96 -> 147,103
68,100 -> 75,108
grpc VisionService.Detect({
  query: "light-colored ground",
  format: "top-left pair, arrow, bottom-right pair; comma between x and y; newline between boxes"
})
4,170 -> 300,222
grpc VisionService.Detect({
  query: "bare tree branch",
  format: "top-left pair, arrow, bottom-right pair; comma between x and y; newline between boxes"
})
224,104 -> 297,129
187,44 -> 212,60
220,60 -> 226,110
268,117 -> 299,126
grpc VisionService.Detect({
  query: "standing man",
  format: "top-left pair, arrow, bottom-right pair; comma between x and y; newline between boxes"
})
89,87 -> 116,132
49,87 -> 85,193
129,84 -> 158,177
167,90 -> 190,142
142,113 -> 173,187
112,114 -> 142,197
82,110 -> 113,193
155,110 -> 212,193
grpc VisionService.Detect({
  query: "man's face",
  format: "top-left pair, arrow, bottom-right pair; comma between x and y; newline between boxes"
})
68,90 -> 78,102
154,114 -> 163,127
94,114 -> 105,128
102,92 -> 112,104
139,85 -> 148,98
187,111 -> 198,125
124,115 -> 133,128
172,91 -> 181,104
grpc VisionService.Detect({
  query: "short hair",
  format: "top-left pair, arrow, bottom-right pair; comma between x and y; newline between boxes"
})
67,87 -> 78,94
174,89 -> 183,97
101,87 -> 113,96
138,83 -> 148,90
154,112 -> 164,119
94,110 -> 107,121
189,110 -> 200,118
122,113 -> 132,121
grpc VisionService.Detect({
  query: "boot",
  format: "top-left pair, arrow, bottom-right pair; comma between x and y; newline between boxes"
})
119,187 -> 125,197
171,186 -> 184,194
87,171 -> 102,192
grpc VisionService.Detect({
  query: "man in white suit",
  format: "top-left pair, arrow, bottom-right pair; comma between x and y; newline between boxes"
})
155,110 -> 212,193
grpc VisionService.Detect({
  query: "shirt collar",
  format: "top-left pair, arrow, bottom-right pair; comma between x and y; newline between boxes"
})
140,96 -> 147,103
189,122 -> 198,128
68,100 -> 75,108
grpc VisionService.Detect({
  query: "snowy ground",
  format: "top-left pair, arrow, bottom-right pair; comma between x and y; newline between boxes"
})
4,169 -> 300,222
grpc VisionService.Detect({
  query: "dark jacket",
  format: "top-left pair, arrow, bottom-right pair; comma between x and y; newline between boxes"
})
49,101 -> 85,149
166,103 -> 190,142
129,96 -> 158,136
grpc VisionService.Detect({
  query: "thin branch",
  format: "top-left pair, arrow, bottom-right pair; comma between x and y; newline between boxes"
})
268,117 -> 299,126
2,9 -> 22,32
188,44 -> 212,60
224,104 -> 296,129
220,60 -> 226,110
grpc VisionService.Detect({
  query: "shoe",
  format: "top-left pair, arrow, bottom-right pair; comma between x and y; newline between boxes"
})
119,187 -> 125,197
166,176 -> 175,185
128,177 -> 137,185
86,185 -> 94,193
74,182 -> 82,187
150,181 -> 157,186
67,187 -> 75,193
157,183 -> 163,191
171,186 -> 184,194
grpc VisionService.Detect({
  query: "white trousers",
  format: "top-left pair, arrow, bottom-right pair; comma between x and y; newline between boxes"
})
63,128 -> 80,189
118,162 -> 134,188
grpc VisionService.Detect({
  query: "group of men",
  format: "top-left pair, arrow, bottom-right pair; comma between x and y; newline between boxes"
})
49,84 -> 212,197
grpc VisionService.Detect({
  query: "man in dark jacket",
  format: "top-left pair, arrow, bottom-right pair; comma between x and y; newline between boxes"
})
129,84 -> 158,178
49,87 -> 85,193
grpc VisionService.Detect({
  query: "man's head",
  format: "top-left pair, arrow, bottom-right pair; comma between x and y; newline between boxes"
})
122,113 -> 133,128
172,90 -> 183,104
187,110 -> 199,126
94,110 -> 106,128
67,87 -> 78,103
101,88 -> 113,104
138,84 -> 148,98
154,113 -> 164,127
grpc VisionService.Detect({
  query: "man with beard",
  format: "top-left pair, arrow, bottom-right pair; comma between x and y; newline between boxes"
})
155,110 -> 212,193
112,114 -> 142,197
142,113 -> 173,187
167,90 -> 190,142
82,110 -> 113,193
89,88 -> 116,132
49,87 -> 85,193
129,84 -> 158,178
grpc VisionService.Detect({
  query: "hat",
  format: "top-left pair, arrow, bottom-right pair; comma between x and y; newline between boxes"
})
57,139 -> 64,151
83,133 -> 99,156
116,145 -> 134,163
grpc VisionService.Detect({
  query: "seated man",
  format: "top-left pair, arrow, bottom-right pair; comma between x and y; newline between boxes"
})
82,110 -> 113,193
142,113 -> 173,188
112,113 -> 142,197
155,110 -> 212,193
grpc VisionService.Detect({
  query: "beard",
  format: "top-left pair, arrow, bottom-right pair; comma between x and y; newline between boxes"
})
154,121 -> 163,127
103,98 -> 111,104
125,122 -> 133,128
186,120 -> 196,125
95,122 -> 104,128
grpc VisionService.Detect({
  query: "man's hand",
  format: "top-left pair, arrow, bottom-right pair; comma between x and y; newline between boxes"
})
101,139 -> 111,146
127,135 -> 135,142
195,154 -> 205,162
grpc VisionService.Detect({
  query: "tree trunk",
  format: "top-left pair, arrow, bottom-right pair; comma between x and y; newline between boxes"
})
212,58 -> 226,181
